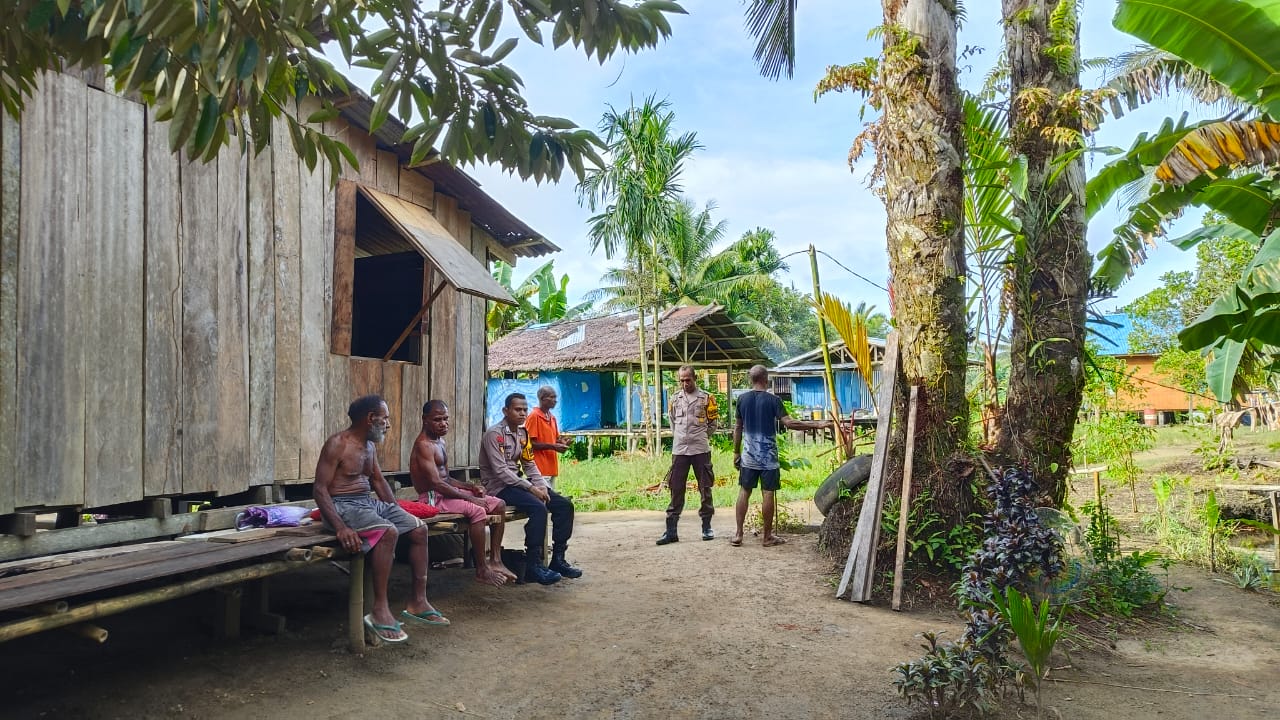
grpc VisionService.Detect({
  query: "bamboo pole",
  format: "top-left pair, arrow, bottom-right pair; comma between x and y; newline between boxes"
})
63,623 -> 108,643
891,386 -> 920,611
809,245 -> 846,455
0,554 -> 328,643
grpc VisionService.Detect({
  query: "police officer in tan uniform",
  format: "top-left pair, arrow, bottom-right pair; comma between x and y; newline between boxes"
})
656,365 -> 720,545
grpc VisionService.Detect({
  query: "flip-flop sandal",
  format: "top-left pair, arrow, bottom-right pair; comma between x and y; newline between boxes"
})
763,537 -> 788,547
729,537 -> 743,547
363,614 -> 408,643
401,608 -> 451,627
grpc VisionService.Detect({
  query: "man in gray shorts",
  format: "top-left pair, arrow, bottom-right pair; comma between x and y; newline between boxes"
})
314,394 -> 444,643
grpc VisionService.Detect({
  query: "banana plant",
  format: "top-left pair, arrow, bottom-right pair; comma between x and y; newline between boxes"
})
1089,0 -> 1280,402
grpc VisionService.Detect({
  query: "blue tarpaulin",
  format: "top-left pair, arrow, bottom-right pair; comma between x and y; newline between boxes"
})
791,371 -> 868,412
614,384 -> 666,426
485,372 -> 604,431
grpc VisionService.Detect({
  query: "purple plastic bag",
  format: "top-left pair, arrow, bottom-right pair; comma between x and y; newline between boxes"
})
235,505 -> 311,530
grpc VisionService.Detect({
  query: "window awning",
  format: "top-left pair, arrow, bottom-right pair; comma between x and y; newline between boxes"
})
358,186 -> 516,305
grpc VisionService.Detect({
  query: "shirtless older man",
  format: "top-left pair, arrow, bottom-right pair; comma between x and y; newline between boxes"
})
314,394 -> 445,643
410,399 -> 517,586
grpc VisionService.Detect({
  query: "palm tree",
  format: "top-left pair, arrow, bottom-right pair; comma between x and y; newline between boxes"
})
744,0 -> 970,519
996,0 -> 1091,505
578,98 -> 701,452
594,202 -> 786,347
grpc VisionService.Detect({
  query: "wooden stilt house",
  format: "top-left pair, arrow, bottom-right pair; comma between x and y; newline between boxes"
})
0,69 -> 551,523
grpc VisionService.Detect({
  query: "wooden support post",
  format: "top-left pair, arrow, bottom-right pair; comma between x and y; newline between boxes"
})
146,498 -> 172,520
347,553 -> 366,652
243,578 -> 287,635
247,485 -> 272,506
212,585 -> 242,639
891,386 -> 920,612
54,509 -> 82,529
1271,491 -> 1279,576
625,368 -> 634,453
0,513 -> 36,537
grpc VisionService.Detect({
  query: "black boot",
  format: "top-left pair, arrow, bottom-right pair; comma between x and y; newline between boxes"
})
701,518 -> 715,541
656,517 -> 679,545
549,548 -> 583,578
523,549 -> 562,585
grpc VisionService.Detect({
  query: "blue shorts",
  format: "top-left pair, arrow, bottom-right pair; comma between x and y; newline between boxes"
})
738,467 -> 781,492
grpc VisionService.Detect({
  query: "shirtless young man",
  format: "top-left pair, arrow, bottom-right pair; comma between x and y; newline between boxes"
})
314,394 -> 444,643
410,400 -> 517,586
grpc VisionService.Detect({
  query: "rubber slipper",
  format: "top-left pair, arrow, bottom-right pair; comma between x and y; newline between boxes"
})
729,537 -> 743,547
363,613 -> 408,643
763,536 -> 788,547
401,608 -> 451,627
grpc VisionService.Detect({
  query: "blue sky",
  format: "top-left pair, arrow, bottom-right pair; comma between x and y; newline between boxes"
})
362,1 -> 1218,315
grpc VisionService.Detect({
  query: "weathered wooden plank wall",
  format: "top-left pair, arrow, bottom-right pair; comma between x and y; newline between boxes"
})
214,144 -> 250,496
0,114 -> 19,513
178,148 -> 221,495
271,117 -> 302,483
83,91 -> 145,507
142,111 -> 184,498
17,71 -> 87,508
246,127 -> 277,488
450,207 -> 476,467
298,123 -> 329,481
429,194 -> 461,465
0,71 -> 502,513
469,228 -> 490,467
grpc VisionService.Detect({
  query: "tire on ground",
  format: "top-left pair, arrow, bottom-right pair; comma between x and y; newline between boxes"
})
813,454 -> 873,516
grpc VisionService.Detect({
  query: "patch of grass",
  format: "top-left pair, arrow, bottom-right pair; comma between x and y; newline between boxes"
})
556,440 -> 840,512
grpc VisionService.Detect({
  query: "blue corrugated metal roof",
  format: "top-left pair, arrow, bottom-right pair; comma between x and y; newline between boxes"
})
1088,312 -> 1136,355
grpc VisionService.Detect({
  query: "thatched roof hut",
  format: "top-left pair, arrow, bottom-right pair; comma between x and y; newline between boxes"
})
487,305 -> 769,373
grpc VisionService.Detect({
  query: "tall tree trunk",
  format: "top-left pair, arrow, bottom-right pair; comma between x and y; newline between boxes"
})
879,0 -> 971,519
998,0 -> 1089,505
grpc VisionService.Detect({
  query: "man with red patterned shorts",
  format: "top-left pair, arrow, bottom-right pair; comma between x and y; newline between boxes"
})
410,399 -> 517,586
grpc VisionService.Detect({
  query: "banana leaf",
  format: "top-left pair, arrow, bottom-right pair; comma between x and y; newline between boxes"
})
1114,0 -> 1280,119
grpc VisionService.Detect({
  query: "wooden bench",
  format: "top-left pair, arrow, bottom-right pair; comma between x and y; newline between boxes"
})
0,502 -> 529,652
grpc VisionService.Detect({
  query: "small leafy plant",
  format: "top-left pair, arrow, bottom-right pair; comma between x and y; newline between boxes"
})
990,586 -> 1066,716
892,632 -> 1001,720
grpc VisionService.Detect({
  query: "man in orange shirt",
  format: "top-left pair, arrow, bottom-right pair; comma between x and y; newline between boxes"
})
525,385 -> 570,489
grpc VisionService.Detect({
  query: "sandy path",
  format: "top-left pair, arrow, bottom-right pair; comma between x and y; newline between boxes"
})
4,509 -> 1277,719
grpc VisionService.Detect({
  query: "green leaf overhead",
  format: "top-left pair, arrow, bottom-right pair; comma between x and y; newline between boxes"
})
1,0 -> 687,184
1114,0 -> 1280,118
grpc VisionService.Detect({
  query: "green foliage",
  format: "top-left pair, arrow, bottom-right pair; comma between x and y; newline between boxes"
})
1074,410 -> 1155,511
1143,478 -> 1248,572
1084,550 -> 1168,617
1097,2 -> 1280,401
990,586 -> 1066,713
555,442 -> 833,513
892,632 -> 1003,720
1114,0 -> 1280,119
1081,493 -> 1120,565
487,260 -> 591,341
880,489 -> 982,572
1228,554 -> 1267,591
3,0 -> 686,183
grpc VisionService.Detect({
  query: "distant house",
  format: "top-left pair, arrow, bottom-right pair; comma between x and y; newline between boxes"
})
769,339 -> 886,418
486,305 -> 769,434
1088,313 -> 1189,422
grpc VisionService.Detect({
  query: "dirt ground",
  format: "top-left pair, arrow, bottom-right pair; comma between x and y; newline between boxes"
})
3,508 -> 1278,720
